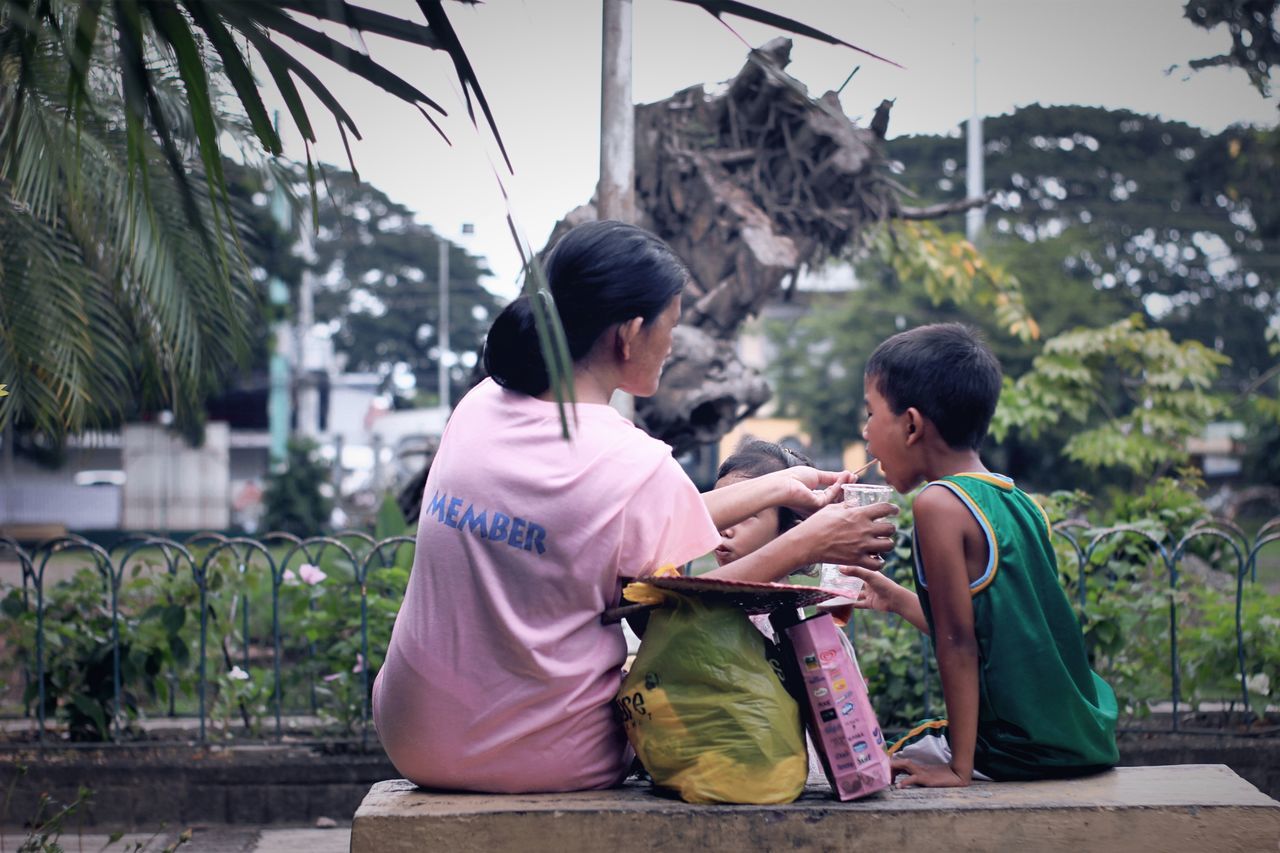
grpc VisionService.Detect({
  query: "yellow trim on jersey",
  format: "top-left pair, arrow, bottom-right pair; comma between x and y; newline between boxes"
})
939,480 -> 1001,596
1030,497 -> 1053,535
955,472 -> 1014,491
887,719 -> 949,755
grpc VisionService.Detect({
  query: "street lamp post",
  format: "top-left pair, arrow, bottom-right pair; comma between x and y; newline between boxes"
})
437,224 -> 474,412
438,232 -> 450,411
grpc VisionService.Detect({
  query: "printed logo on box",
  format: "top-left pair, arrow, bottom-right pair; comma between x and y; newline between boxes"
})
873,728 -> 884,745
836,761 -> 856,771
853,741 -> 869,753
840,702 -> 856,716
832,678 -> 848,692
856,752 -> 875,766
803,654 -> 820,671
820,708 -> 838,723
833,691 -> 852,705
812,687 -> 829,698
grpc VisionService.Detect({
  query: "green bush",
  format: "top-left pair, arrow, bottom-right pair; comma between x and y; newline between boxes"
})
261,438 -> 333,537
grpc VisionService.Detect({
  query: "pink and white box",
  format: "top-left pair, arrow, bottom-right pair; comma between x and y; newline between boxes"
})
782,613 -> 892,801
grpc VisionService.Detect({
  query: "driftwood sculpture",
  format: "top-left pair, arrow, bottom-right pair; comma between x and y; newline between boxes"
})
547,38 -> 911,454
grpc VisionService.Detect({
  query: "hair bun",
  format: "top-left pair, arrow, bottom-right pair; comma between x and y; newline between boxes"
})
483,295 -> 550,396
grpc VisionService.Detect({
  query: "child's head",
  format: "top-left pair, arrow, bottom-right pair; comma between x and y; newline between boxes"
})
863,323 -> 1002,487
712,438 -> 811,567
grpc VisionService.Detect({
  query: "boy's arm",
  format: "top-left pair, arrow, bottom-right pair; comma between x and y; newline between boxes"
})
892,486 -> 981,788
839,564 -> 929,634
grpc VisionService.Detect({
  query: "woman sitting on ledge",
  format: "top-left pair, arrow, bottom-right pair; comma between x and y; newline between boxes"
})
372,220 -> 897,793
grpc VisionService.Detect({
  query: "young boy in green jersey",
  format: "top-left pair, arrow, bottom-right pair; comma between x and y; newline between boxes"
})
843,323 -> 1118,787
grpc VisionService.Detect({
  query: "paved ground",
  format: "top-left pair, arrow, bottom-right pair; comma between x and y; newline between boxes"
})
0,824 -> 351,852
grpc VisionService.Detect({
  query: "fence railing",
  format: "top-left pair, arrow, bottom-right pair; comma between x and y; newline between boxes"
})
1,516 -> 1277,748
1051,516 -> 1280,732
0,531 -> 414,749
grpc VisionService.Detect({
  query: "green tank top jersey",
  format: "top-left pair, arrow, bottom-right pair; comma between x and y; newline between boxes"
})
913,473 -> 1119,780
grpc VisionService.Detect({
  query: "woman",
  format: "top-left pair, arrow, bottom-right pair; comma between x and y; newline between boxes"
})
373,221 -> 896,793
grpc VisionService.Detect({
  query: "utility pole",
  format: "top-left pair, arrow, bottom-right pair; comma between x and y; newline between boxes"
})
600,0 -> 637,419
295,223 -> 320,439
599,0 -> 636,225
437,232 -> 451,411
267,117 -> 292,467
965,0 -> 985,243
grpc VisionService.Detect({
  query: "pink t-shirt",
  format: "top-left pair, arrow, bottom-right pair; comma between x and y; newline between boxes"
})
373,379 -> 719,793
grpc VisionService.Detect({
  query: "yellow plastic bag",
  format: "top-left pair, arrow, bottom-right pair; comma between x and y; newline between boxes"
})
614,588 -> 807,804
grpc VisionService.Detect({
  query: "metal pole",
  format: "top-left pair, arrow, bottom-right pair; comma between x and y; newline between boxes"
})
296,216 -> 320,439
438,233 -> 451,411
601,0 -> 637,420
599,0 -> 635,224
965,0 -> 985,243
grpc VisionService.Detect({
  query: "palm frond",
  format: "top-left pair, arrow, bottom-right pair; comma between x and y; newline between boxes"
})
0,11 -> 254,441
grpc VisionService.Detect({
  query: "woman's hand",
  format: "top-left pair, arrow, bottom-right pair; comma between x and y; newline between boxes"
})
800,501 -> 898,569
773,466 -> 854,516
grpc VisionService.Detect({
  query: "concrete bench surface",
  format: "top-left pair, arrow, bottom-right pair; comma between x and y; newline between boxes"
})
352,763 -> 1279,852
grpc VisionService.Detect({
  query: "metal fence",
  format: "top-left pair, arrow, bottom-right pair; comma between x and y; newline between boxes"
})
0,531 -> 413,749
1,516 -> 1277,748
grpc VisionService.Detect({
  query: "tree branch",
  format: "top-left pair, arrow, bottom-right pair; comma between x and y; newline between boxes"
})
893,191 -> 993,221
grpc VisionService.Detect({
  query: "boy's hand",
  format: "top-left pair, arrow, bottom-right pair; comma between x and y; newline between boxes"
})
891,758 -> 970,788
838,563 -> 929,634
839,564 -> 907,614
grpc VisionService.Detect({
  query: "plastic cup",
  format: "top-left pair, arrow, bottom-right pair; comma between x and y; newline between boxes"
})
817,483 -> 896,609
819,564 -> 865,600
841,483 -> 895,507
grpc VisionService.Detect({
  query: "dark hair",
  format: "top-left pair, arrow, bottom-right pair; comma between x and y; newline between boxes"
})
483,220 -> 689,396
716,438 -> 812,535
864,323 -> 1002,450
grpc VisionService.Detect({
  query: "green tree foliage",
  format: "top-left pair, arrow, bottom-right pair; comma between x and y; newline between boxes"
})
766,220 -> 1034,452
305,171 -> 502,405
888,106 -> 1276,390
991,316 -> 1229,479
883,105 -> 1277,487
262,438 -> 333,536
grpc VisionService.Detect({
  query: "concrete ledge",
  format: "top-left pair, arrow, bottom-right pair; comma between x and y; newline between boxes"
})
351,765 -> 1280,853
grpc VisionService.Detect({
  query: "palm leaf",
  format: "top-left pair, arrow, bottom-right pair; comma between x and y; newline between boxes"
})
674,0 -> 903,67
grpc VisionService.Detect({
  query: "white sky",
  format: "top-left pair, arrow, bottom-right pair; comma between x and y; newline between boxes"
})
261,0 -> 1277,298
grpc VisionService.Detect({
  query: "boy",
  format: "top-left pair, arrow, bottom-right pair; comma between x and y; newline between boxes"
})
844,323 -> 1118,787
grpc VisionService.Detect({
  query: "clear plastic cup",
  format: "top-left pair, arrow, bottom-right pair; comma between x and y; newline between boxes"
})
841,483 -> 895,507
819,563 -> 865,600
817,484 -> 896,608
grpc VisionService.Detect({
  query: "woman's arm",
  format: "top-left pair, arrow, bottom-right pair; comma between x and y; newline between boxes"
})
701,466 -> 848,530
704,500 -> 898,583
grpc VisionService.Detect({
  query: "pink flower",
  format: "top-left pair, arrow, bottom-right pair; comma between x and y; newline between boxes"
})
322,672 -> 342,683
282,569 -> 298,586
352,653 -> 365,674
298,563 -> 327,585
